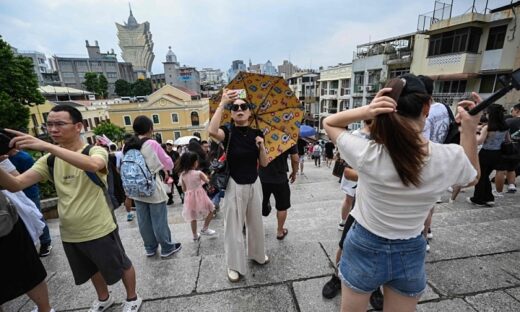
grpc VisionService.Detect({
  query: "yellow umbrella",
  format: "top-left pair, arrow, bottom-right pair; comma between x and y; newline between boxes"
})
209,72 -> 303,162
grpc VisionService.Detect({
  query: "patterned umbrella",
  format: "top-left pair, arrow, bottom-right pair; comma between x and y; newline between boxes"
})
210,72 -> 304,162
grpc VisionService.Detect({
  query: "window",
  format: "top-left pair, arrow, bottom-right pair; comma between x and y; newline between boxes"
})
123,116 -> 131,126
155,133 -> 162,144
191,112 -> 199,126
152,114 -> 160,124
353,98 -> 363,108
106,72 -> 118,78
174,131 -> 181,139
435,80 -> 467,93
428,27 -> 482,56
62,72 -> 75,78
94,117 -> 100,126
486,25 -> 507,50
193,132 -> 201,138
42,113 -> 49,123
82,119 -> 89,130
354,72 -> 364,88
340,99 -> 350,110
389,68 -> 410,78
171,113 -> 179,123
367,70 -> 381,84
31,114 -> 38,127
479,75 -> 500,93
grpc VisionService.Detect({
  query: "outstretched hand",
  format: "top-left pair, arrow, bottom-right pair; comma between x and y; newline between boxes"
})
365,88 -> 397,118
5,128 -> 53,152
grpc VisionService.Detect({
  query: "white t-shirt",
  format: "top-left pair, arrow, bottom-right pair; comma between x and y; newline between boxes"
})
423,102 -> 451,144
337,131 -> 477,239
0,159 -> 16,173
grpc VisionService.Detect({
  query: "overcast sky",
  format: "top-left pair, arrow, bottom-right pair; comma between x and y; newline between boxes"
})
0,0 -> 512,74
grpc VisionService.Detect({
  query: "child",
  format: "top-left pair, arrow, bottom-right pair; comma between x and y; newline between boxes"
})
177,152 -> 216,240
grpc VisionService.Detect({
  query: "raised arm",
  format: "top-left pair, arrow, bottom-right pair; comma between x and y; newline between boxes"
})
0,166 -> 43,193
208,89 -> 238,142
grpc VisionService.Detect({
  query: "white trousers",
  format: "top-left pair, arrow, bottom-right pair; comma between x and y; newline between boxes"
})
223,177 -> 266,275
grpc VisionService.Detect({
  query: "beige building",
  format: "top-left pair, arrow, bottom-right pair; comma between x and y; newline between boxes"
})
108,84 -> 209,143
411,2 -> 520,108
318,64 -> 354,132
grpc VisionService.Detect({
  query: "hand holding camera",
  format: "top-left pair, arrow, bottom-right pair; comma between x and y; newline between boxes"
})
0,129 -> 15,156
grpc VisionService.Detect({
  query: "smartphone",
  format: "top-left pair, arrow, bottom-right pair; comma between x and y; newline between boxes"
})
232,89 -> 247,99
0,129 -> 15,156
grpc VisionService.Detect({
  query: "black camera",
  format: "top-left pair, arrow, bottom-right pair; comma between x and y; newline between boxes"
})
0,129 -> 15,156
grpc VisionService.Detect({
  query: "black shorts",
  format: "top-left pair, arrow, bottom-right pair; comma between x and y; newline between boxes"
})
0,219 -> 47,304
63,229 -> 132,286
261,181 -> 291,211
339,197 -> 357,249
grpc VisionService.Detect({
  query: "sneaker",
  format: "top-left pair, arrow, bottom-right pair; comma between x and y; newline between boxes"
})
127,212 -> 134,222
227,268 -> 240,282
193,233 -> 201,241
507,184 -> 517,193
160,243 -> 182,258
435,198 -> 443,204
492,190 -> 504,197
253,255 -> 270,265
448,198 -> 455,204
39,243 -> 52,257
485,201 -> 495,206
145,249 -> 157,257
466,197 -> 486,207
322,275 -> 341,299
31,308 -> 55,312
369,287 -> 384,310
426,241 -> 430,252
167,198 -> 174,205
338,222 -> 345,231
447,186 -> 454,193
200,228 -> 216,236
426,229 -> 433,240
122,296 -> 142,312
88,295 -> 114,312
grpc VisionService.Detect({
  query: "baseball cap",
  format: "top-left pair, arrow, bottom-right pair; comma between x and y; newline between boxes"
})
166,140 -> 174,145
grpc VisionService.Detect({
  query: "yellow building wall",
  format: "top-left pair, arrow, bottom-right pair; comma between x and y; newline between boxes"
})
28,101 -> 54,136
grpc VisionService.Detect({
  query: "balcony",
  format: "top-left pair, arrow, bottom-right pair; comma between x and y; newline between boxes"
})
425,53 -> 480,76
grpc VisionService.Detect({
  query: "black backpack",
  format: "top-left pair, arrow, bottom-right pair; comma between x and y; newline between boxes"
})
443,104 -> 460,144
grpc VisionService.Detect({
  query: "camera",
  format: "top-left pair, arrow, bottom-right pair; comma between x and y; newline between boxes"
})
0,129 -> 15,156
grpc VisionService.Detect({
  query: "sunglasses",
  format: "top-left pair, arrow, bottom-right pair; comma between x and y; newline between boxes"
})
230,103 -> 250,112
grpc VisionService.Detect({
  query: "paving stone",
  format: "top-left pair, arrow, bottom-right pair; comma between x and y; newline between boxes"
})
505,287 -> 520,301
421,284 -> 441,302
140,284 -> 298,312
2,295 -> 30,312
196,241 -> 333,293
486,252 -> 520,279
417,298 -> 477,311
427,257 -> 519,296
465,290 -> 520,312
292,276 -> 341,312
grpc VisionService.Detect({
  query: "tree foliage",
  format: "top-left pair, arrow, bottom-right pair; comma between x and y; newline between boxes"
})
93,121 -> 127,143
0,36 -> 44,130
131,78 -> 153,96
114,79 -> 131,96
83,72 -> 108,98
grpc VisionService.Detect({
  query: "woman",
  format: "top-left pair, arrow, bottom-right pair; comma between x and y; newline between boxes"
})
468,104 -> 510,205
125,116 -> 181,258
323,74 -> 480,312
208,89 -> 269,282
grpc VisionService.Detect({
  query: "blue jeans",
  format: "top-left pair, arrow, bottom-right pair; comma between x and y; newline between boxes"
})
134,200 -> 176,255
27,193 -> 51,245
212,190 -> 225,206
339,222 -> 427,297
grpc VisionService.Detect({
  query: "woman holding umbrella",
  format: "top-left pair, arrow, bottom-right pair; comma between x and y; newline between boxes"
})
208,89 -> 269,282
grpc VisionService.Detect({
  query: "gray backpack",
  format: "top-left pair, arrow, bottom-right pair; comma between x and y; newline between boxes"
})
0,191 -> 18,237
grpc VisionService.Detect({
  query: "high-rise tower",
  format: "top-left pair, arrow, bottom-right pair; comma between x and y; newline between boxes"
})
116,4 -> 154,78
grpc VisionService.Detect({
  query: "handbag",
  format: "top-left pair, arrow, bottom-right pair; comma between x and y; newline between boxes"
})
209,128 -> 232,192
501,132 -> 520,160
332,159 -> 347,178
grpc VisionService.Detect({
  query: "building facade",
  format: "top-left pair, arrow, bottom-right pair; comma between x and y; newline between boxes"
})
411,2 -> 520,108
318,64 -> 354,132
115,6 -> 155,79
52,40 -> 135,96
287,72 -> 320,128
278,60 -> 299,79
227,60 -> 247,81
108,84 -> 210,143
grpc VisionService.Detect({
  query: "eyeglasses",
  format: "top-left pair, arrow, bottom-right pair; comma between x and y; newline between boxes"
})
231,104 -> 250,112
45,121 -> 75,128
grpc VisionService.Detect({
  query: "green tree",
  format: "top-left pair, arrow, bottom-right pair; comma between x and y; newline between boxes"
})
93,121 -> 127,143
114,79 -> 131,96
98,74 -> 108,99
131,78 -> 152,96
0,36 -> 44,130
83,72 -> 99,94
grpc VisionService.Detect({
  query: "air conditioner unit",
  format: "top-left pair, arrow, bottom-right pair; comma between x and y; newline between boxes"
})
357,86 -> 364,92
367,86 -> 373,92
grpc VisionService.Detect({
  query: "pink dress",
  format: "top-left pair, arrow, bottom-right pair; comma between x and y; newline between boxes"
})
180,170 -> 214,222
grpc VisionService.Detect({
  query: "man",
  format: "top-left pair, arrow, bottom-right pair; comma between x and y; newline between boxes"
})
9,149 -> 52,257
200,140 -> 210,155
164,140 -> 184,205
504,103 -> 520,192
259,145 -> 298,239
324,141 -> 335,168
0,105 -> 142,312
296,138 -> 306,175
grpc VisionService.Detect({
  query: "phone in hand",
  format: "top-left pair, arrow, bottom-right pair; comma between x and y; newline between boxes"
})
0,129 -> 15,156
232,89 -> 247,99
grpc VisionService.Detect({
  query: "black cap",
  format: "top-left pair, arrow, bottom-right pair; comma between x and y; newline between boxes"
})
400,74 -> 428,96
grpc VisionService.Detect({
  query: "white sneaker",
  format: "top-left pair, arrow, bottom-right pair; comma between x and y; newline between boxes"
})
426,230 -> 433,240
426,242 -> 430,252
122,296 -> 142,312
31,308 -> 55,312
492,190 -> 504,197
227,268 -> 240,282
507,184 -> 517,193
89,295 -> 114,312
447,186 -> 453,193
200,228 -> 216,236
449,198 -> 455,204
193,233 -> 201,241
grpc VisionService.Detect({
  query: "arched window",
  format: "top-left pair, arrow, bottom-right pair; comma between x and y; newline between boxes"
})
191,111 -> 199,126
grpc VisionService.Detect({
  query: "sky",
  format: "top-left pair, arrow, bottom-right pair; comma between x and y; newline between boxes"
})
0,0 -> 513,74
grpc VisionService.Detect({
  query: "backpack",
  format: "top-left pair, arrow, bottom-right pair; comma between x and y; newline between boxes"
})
0,191 -> 18,237
120,148 -> 156,197
443,104 -> 460,144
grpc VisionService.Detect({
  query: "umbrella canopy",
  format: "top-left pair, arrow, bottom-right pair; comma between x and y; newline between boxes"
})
210,72 -> 304,162
299,125 -> 316,138
174,136 -> 199,146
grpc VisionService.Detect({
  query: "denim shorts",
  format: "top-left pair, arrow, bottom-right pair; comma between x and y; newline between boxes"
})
338,221 -> 427,297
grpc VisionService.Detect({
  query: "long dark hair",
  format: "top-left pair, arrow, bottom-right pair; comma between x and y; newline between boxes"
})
175,151 -> 198,175
123,116 -> 153,154
486,104 -> 509,132
371,78 -> 431,187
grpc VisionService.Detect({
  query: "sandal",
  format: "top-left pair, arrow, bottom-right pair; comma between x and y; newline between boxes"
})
276,228 -> 288,240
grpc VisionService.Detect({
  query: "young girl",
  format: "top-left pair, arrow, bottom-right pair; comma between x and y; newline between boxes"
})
177,152 -> 216,241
